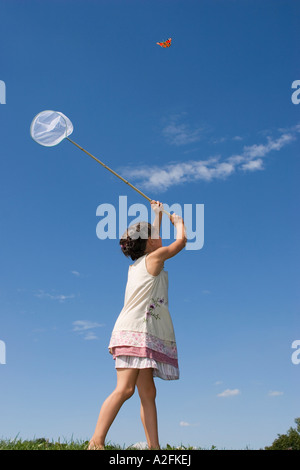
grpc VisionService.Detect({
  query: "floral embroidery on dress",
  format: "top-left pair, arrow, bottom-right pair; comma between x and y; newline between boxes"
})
144,297 -> 165,322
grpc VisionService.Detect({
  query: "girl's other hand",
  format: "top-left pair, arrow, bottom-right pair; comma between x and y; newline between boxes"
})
170,213 -> 184,226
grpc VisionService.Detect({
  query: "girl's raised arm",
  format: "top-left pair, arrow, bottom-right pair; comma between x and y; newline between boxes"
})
146,208 -> 187,276
150,200 -> 163,237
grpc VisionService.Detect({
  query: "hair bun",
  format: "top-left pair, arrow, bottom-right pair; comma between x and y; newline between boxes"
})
119,222 -> 152,261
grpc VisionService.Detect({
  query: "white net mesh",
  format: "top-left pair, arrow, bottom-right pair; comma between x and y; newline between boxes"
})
30,110 -> 73,147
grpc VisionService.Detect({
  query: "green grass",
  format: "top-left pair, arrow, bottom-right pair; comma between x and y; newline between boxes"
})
0,437 -> 211,450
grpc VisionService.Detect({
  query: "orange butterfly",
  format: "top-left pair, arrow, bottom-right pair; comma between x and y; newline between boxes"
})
156,38 -> 172,48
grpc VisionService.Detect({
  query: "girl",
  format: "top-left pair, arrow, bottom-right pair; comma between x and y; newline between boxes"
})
88,201 -> 186,450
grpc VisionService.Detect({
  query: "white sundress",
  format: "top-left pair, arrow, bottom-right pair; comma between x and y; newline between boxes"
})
108,254 -> 179,380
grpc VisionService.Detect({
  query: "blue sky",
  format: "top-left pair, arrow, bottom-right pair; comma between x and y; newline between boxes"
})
0,0 -> 299,450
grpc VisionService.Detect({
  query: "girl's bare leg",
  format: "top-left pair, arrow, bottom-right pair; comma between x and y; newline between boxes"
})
88,368 -> 139,449
136,368 -> 160,449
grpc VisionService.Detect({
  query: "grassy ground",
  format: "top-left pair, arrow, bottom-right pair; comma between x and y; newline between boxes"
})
0,437 -> 205,450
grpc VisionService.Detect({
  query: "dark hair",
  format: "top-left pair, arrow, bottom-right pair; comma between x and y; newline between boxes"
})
120,222 -> 153,261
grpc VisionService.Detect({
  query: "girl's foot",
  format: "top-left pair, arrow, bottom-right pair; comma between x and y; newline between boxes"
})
87,440 -> 105,450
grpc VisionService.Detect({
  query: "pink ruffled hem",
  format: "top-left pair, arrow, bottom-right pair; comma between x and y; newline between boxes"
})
111,345 -> 178,368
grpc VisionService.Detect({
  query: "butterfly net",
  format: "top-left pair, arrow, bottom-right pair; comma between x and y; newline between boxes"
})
30,110 -> 73,147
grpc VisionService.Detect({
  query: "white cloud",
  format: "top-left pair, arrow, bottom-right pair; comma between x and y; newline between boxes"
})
217,388 -> 241,397
119,123 -> 299,191
162,114 -> 206,146
268,391 -> 284,397
120,156 -> 235,191
71,270 -> 80,277
179,421 -> 200,427
227,154 -> 245,165
180,421 -> 191,427
72,320 -> 104,331
243,132 -> 295,158
83,331 -> 99,341
241,158 -> 264,171
35,290 -> 75,302
72,320 -> 104,340
211,135 -> 243,144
